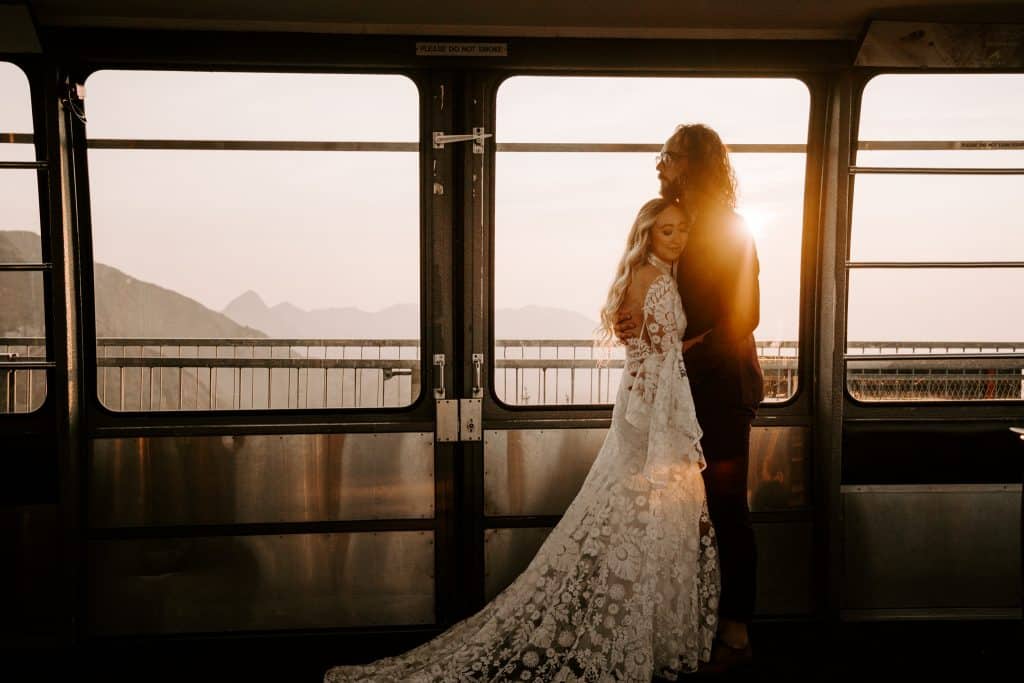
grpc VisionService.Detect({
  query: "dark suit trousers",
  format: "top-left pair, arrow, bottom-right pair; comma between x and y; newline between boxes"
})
696,404 -> 757,624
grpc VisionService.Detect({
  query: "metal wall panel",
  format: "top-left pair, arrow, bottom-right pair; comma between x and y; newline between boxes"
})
483,427 -> 810,516
1,504 -> 61,644
87,530 -> 435,634
483,527 -> 552,601
748,426 -> 810,512
753,522 -> 813,615
483,523 -> 813,615
89,433 -> 434,527
483,429 -> 604,517
842,485 -> 1022,612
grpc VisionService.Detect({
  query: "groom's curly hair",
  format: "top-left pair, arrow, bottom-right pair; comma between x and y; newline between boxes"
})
666,123 -> 738,217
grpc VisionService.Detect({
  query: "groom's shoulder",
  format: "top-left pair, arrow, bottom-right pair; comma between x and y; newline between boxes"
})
719,207 -> 748,235
705,207 -> 753,250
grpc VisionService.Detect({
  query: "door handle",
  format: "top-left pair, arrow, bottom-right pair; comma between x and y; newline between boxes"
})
472,353 -> 484,398
433,353 -> 446,399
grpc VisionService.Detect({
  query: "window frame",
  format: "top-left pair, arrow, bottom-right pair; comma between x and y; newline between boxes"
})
480,69 -> 825,425
68,63 -> 443,433
0,56 -> 55,420
844,69 -> 1024,412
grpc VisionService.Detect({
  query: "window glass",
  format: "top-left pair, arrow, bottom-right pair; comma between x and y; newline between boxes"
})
848,270 -> 1024,402
87,71 -> 420,411
849,74 -> 1024,402
0,61 -> 34,159
848,269 -> 1024,345
857,74 -> 1024,169
494,77 -> 809,405
850,174 -> 1024,262
859,74 -> 1024,143
0,62 -> 45,413
0,62 -> 40,257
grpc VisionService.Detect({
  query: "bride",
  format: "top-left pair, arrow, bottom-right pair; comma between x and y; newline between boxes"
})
325,197 -> 719,682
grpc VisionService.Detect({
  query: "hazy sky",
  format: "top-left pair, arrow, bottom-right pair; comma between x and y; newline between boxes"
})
2,65 -> 1022,343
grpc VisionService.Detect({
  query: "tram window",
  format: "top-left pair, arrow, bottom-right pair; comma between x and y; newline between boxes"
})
0,61 -> 46,413
86,71 -> 420,411
494,76 -> 809,406
848,74 -> 1024,402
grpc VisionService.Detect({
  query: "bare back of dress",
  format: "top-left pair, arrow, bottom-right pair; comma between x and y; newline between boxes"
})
325,272 -> 719,683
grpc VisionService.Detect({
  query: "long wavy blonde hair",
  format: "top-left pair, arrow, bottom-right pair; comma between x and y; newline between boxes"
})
597,197 -> 675,346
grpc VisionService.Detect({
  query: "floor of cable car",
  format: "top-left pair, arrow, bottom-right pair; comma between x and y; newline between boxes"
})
5,619 -> 1021,680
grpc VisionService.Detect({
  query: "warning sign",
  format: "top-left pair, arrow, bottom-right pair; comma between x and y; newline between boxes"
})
416,42 -> 508,57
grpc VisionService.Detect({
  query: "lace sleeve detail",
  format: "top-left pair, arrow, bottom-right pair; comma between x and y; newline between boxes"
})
623,274 -> 705,487
640,274 -> 683,355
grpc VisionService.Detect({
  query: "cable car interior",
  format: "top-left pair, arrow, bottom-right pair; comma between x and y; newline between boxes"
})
1,0 -> 1022,679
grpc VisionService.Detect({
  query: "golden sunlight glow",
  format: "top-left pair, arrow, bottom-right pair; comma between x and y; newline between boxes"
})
735,206 -> 770,242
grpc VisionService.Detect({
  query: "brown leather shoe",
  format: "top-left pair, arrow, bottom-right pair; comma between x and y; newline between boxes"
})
698,639 -> 754,674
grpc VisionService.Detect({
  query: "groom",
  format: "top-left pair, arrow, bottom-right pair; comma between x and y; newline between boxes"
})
618,123 -> 763,668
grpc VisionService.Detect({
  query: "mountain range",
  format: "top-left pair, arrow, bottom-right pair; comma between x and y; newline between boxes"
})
1,230 -> 264,339
222,290 -> 601,340
0,230 -> 44,336
2,230 -> 601,340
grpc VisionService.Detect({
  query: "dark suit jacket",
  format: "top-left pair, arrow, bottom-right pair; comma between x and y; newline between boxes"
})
676,204 -> 764,413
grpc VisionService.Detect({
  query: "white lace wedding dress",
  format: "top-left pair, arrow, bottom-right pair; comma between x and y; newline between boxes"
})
325,268 -> 719,682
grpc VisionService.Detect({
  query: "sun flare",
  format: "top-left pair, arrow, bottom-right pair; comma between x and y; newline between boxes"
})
735,207 -> 770,242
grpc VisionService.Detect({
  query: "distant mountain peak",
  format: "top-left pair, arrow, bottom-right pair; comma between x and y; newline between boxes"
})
222,290 -> 272,326
225,289 -> 266,309
270,300 -> 304,313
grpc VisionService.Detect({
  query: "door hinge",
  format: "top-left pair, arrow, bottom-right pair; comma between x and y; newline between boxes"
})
436,399 -> 460,442
435,398 -> 483,442
459,398 -> 482,442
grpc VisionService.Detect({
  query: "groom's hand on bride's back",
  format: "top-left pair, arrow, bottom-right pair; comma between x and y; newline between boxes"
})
614,310 -> 638,342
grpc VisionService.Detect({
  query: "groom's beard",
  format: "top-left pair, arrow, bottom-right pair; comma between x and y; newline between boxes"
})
659,175 -> 681,200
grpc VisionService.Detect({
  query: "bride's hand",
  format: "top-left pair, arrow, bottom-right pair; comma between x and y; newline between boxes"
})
614,309 -> 638,342
682,330 -> 710,352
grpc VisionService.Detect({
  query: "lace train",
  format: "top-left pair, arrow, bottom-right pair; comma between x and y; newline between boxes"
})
325,273 -> 719,682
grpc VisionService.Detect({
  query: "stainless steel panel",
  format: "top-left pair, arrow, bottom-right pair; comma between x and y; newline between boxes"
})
436,400 -> 458,442
856,21 -> 1024,68
484,427 -> 810,517
460,398 -> 482,441
483,523 -> 813,615
1,505 -> 61,643
754,522 -> 813,615
484,429 -> 605,517
87,531 -> 435,634
842,485 -> 1022,611
483,527 -> 552,601
748,426 -> 810,512
90,433 -> 434,527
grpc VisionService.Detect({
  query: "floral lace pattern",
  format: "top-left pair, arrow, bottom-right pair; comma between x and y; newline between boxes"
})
325,274 -> 719,682
624,274 -> 706,487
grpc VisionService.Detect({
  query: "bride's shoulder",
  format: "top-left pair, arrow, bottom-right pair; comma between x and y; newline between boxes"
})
627,263 -> 662,291
624,265 -> 675,312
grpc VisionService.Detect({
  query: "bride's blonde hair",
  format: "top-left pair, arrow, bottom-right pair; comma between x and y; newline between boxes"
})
598,197 -> 675,346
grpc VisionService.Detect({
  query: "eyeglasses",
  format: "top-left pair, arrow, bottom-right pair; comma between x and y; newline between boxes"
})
655,150 -> 685,166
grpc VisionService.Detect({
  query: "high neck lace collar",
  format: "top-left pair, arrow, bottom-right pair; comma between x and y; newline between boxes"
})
647,252 -> 675,276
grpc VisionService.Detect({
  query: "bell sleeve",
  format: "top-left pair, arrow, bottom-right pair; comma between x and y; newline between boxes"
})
622,275 -> 706,488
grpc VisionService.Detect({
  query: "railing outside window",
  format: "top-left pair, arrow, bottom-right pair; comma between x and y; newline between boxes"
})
6,337 -> 1019,413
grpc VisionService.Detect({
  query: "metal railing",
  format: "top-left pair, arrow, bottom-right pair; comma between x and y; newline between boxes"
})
494,339 -> 801,405
2,337 -> 1023,413
845,341 -> 1024,401
0,341 -> 48,414
93,338 -> 420,411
